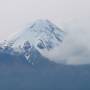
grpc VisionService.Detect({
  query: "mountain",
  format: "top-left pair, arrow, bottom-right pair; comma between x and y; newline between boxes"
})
8,19 -> 64,49
0,20 -> 64,63
0,20 -> 90,90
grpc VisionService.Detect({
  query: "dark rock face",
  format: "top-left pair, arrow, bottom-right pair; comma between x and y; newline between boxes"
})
0,50 -> 90,90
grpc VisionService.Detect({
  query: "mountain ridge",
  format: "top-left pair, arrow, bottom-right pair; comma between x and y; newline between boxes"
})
0,20 -> 64,63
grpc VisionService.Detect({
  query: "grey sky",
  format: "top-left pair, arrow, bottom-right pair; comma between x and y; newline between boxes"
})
0,0 -> 90,40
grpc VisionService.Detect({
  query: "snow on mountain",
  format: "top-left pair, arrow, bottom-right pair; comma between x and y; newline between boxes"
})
0,20 -> 64,62
8,20 -> 64,49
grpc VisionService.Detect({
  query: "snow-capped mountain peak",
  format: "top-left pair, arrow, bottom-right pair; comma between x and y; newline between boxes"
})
8,20 -> 64,49
0,20 -> 64,62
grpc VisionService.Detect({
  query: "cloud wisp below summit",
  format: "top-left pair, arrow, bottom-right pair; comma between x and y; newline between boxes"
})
41,23 -> 90,65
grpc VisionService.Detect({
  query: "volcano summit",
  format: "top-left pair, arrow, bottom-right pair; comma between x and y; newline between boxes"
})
0,20 -> 64,61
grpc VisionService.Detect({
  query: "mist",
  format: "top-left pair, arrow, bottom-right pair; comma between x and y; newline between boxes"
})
41,18 -> 90,65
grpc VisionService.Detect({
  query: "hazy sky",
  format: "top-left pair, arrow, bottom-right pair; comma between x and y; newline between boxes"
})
0,0 -> 90,40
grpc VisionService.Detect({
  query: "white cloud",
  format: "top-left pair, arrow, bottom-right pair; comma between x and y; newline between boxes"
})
41,19 -> 90,65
